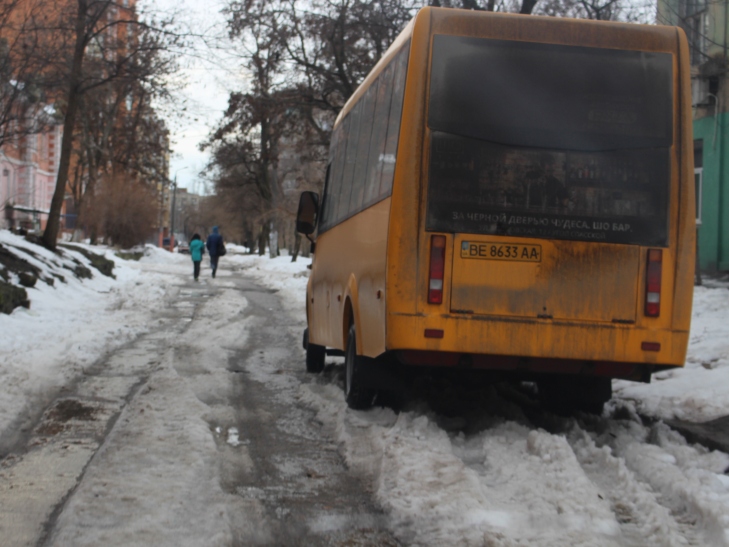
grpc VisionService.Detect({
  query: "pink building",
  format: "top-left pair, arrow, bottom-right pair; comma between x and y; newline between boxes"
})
1,123 -> 62,231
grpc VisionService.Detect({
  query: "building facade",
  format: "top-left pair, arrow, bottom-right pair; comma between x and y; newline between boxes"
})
1,123 -> 62,231
659,0 -> 729,271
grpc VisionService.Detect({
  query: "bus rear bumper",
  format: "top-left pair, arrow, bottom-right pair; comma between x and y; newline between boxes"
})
396,349 -> 654,382
386,312 -> 689,380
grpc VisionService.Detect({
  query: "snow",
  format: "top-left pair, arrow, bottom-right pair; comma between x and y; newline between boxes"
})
51,364 -> 243,546
614,279 -> 729,422
2,230 -> 729,545
0,231 -> 176,437
230,248 -> 729,545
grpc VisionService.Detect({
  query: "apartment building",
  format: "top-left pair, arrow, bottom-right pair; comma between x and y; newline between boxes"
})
658,0 -> 729,271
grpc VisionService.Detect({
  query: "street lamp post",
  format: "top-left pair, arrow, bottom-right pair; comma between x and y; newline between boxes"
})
169,167 -> 187,251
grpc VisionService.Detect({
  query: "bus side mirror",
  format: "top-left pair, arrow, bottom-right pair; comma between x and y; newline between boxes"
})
296,191 -> 319,235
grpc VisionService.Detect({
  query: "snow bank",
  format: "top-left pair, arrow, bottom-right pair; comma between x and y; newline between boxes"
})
0,233 -> 181,439
614,279 -> 729,422
2,236 -> 728,545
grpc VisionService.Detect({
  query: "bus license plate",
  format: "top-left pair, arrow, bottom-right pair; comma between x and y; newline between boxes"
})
460,241 -> 542,262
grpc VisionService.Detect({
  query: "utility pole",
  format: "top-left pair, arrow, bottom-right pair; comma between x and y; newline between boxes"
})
169,167 -> 187,250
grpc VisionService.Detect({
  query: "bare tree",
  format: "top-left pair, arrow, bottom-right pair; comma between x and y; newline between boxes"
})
205,0 -> 292,255
67,18 -> 175,244
206,0 -> 416,256
0,0 -> 57,149
82,171 -> 158,247
208,0 -> 653,259
534,0 -> 652,21
281,0 -> 418,117
40,0 -> 183,250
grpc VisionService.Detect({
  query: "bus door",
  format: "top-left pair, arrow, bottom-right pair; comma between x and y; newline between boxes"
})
426,36 -> 673,323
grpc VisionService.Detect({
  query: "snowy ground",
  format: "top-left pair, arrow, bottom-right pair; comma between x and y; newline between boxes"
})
228,247 -> 729,546
614,278 -> 729,422
0,231 -> 172,438
2,230 -> 729,546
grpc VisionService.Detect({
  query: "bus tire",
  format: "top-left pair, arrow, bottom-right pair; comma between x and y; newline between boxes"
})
304,328 -> 325,373
344,324 -> 376,410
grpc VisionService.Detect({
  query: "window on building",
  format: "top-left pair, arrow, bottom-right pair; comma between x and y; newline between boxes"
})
682,0 -> 708,65
695,139 -> 703,225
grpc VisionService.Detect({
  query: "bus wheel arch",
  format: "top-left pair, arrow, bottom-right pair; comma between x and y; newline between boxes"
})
342,293 -> 376,409
343,273 -> 361,352
342,297 -> 354,352
344,322 -> 376,409
303,328 -> 325,373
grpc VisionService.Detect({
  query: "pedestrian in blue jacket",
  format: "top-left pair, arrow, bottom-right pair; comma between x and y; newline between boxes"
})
189,233 -> 205,281
206,226 -> 224,278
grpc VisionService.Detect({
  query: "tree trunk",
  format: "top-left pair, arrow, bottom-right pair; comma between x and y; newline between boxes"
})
291,231 -> 301,262
269,223 -> 278,258
258,222 -> 270,256
42,0 -> 88,251
519,0 -> 539,14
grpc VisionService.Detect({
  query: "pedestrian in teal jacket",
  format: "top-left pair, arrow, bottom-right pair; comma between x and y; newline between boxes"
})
189,233 -> 205,281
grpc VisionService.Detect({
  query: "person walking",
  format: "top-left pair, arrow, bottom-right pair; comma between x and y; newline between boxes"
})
189,233 -> 205,281
206,226 -> 225,278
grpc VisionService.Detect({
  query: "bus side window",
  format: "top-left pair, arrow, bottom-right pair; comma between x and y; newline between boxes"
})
379,44 -> 409,197
349,82 -> 378,215
318,163 -> 332,229
338,102 -> 362,222
364,65 -> 394,207
321,121 -> 347,230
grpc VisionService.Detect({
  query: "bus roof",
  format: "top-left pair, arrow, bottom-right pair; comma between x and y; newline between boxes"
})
334,7 -> 684,129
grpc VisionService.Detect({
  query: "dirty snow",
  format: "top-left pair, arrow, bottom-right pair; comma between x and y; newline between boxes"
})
614,279 -> 729,422
0,231 -> 172,437
2,230 -> 729,546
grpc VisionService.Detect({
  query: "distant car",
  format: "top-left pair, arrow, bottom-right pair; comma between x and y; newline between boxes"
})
178,242 -> 190,254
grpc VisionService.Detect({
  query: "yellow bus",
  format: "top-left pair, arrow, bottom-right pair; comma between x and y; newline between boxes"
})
296,7 -> 695,413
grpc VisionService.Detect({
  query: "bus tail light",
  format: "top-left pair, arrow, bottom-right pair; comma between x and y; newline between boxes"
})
428,235 -> 446,304
645,249 -> 662,317
641,341 -> 661,352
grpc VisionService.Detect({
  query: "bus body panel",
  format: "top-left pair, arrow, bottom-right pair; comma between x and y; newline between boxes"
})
429,9 -> 679,51
387,313 -> 689,367
671,27 -> 696,334
451,238 -> 641,322
383,9 -> 693,370
385,8 -> 431,320
312,8 -> 693,379
309,199 -> 390,356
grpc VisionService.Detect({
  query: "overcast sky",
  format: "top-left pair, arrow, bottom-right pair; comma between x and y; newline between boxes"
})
139,0 -> 243,193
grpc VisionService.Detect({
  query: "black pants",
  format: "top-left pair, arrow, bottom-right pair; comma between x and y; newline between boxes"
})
193,260 -> 201,279
210,255 -> 219,274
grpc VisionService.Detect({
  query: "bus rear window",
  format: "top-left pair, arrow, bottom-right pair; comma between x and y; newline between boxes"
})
426,133 -> 669,246
428,35 -> 673,151
426,36 -> 672,246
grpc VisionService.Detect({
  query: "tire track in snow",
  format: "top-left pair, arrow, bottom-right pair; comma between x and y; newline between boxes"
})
566,425 -> 693,546
573,405 -> 729,546
300,378 -> 729,546
302,383 -> 625,546
500,384 -> 728,545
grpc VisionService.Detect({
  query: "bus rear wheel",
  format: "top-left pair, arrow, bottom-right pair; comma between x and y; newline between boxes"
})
344,325 -> 376,410
303,328 -> 325,373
